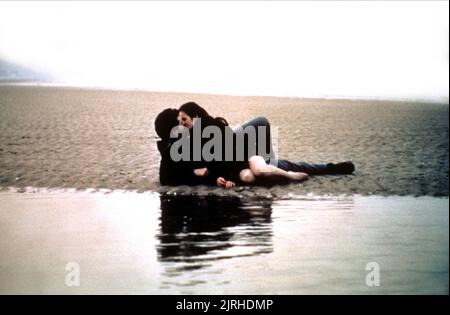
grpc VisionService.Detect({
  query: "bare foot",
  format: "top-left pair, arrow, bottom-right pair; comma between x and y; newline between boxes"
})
287,171 -> 309,181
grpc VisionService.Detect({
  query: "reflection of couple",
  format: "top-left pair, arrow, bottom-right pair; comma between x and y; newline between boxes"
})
155,102 -> 354,187
157,195 -> 273,264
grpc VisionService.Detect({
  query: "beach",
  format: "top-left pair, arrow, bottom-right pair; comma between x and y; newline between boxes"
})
0,85 -> 448,294
0,85 -> 448,196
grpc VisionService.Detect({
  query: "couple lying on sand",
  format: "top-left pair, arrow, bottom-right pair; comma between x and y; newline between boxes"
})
155,102 -> 355,188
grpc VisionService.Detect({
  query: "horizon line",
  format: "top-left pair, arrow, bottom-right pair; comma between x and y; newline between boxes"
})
1,79 -> 448,105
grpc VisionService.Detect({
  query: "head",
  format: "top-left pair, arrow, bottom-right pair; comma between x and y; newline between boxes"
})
178,102 -> 210,129
155,108 -> 179,140
177,110 -> 195,129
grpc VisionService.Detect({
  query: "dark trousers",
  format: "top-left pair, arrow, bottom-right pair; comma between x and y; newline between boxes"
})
236,117 -> 329,175
272,159 -> 329,175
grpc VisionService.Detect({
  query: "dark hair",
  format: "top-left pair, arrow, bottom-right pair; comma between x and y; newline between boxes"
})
154,108 -> 179,140
179,102 -> 228,129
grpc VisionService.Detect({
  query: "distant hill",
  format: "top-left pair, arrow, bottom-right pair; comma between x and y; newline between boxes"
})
0,58 -> 54,82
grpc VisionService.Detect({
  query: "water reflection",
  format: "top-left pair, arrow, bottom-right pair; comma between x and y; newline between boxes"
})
156,194 -> 273,274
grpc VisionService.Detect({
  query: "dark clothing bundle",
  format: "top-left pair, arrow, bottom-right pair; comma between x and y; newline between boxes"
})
157,116 -> 343,186
157,117 -> 259,186
157,139 -> 210,186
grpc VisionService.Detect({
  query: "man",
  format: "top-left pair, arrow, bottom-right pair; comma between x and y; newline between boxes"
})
155,108 -> 211,186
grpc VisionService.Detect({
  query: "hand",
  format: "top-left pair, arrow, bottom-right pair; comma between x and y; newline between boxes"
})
217,177 -> 236,188
225,180 -> 235,188
216,177 -> 226,186
194,167 -> 209,177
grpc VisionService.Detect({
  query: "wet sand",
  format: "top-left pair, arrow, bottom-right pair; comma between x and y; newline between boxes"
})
0,190 -> 447,294
0,85 -> 448,196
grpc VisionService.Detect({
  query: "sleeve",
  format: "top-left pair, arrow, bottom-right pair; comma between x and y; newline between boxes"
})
159,144 -> 202,185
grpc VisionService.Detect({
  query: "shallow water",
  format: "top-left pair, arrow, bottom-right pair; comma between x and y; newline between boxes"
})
0,190 -> 447,294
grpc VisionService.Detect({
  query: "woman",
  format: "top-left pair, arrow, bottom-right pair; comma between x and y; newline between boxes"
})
177,102 -> 311,188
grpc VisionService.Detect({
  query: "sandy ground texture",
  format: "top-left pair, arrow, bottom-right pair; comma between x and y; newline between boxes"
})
0,85 -> 448,197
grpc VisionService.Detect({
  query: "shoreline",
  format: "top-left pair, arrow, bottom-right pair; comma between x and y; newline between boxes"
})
1,185 -> 449,200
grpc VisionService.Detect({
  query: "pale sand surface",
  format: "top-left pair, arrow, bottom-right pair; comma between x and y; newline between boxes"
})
0,190 -> 447,294
0,85 -> 448,196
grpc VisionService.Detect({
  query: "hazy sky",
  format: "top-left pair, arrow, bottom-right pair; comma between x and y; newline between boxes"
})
0,1 -> 448,100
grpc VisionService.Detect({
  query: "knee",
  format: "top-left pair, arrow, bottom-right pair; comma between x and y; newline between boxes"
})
239,169 -> 255,183
249,155 -> 266,177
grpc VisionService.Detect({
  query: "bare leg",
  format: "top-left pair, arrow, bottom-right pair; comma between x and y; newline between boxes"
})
239,168 -> 257,184
248,156 -> 308,182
